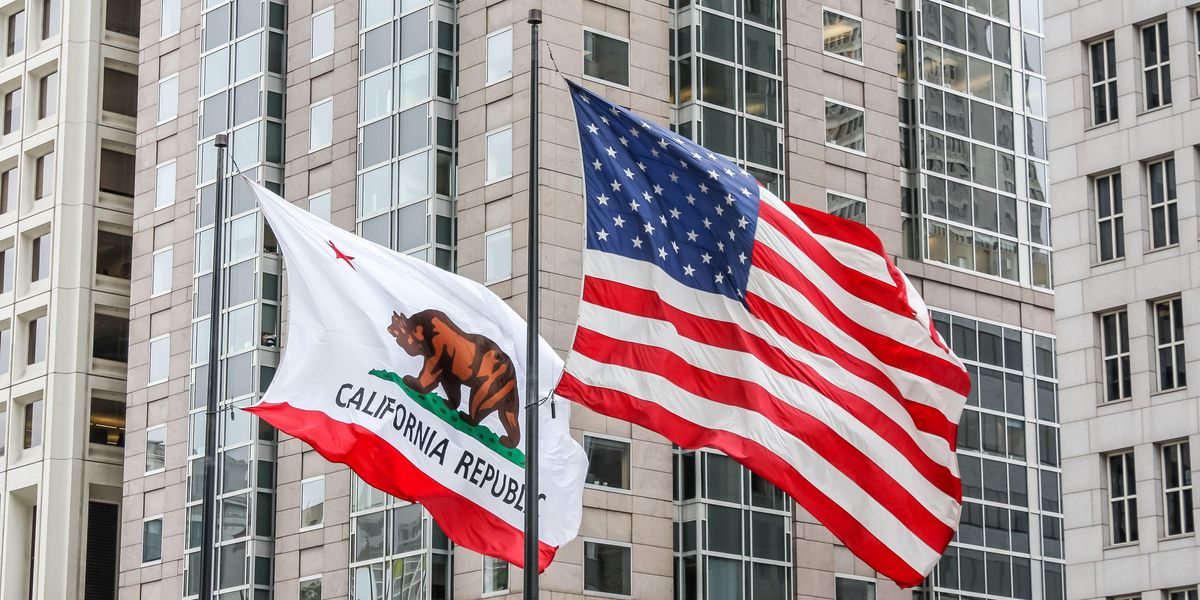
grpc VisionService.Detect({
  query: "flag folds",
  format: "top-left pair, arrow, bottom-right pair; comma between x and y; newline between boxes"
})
555,82 -> 970,586
244,179 -> 586,571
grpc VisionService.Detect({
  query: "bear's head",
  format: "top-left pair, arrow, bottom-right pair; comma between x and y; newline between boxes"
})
387,312 -> 428,356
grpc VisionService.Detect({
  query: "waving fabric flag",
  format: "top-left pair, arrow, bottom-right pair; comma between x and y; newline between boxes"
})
244,179 -> 586,571
554,82 -> 970,586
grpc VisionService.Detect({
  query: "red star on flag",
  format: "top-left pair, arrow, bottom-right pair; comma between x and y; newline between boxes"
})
328,240 -> 356,270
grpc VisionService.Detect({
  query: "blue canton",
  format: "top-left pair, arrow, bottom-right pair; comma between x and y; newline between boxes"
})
569,82 -> 761,302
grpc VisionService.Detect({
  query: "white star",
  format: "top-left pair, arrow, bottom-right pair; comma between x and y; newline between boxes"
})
737,216 -> 749,229
654,184 -> 664,195
632,237 -> 643,248
624,168 -> 635,180
641,120 -> 652,129
606,146 -> 618,158
643,191 -> 653,202
609,106 -> 620,115
707,152 -> 717,160
619,136 -> 629,147
740,167 -> 750,176
717,241 -> 725,251
700,253 -> 712,264
596,229 -> 609,241
724,167 -> 734,176
578,94 -> 590,103
728,230 -> 736,240
683,264 -> 696,276
669,207 -> 682,219
613,215 -> 625,228
629,127 -> 640,137
702,217 -> 712,229
741,187 -> 752,197
725,194 -> 736,205
630,199 -> 640,211
596,194 -> 609,205
679,160 -> 689,169
738,252 -> 747,263
658,247 -> 668,260
651,148 -> 659,158
659,138 -> 670,149
686,194 -> 696,205
587,123 -> 599,134
692,151 -> 702,160
671,241 -> 680,253
637,162 -> 647,172
686,230 -> 699,242
715,273 -> 725,284
600,116 -> 609,125
610,180 -> 623,192
659,215 -> 668,226
715,205 -> 725,216
708,169 -> 720,180
698,183 -> 709,194
669,172 -> 679,183
592,159 -> 603,170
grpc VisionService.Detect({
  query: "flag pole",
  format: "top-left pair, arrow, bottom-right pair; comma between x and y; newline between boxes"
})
524,8 -> 542,600
199,132 -> 228,600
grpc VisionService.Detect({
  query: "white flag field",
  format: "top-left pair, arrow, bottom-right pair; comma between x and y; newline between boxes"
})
244,178 -> 586,570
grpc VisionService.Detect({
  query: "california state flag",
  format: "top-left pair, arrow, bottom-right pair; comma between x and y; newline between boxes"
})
244,179 -> 586,570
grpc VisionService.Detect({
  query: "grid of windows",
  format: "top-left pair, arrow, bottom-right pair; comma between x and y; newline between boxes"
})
349,475 -> 450,599
1141,21 -> 1171,110
1146,157 -> 1178,249
356,0 -> 457,270
1099,309 -> 1131,402
1094,171 -> 1123,261
906,0 -> 1052,289
671,0 -> 784,193
1161,441 -> 1193,536
1088,37 -> 1117,125
1108,450 -> 1137,544
1153,297 -> 1185,391
927,310 -> 1063,600
673,450 -> 792,600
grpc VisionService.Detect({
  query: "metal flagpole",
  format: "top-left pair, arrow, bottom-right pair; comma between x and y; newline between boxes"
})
200,132 -> 228,600
524,8 -> 542,600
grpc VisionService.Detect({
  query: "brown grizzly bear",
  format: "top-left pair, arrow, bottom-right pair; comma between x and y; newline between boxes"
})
386,310 -> 522,449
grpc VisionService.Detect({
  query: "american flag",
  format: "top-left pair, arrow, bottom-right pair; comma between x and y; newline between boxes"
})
554,82 -> 971,586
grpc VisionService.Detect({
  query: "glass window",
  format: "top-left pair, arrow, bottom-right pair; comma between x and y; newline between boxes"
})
89,397 -> 125,446
22,396 -> 41,448
584,541 -> 631,596
92,312 -> 129,362
827,192 -> 866,224
361,71 -> 392,122
1108,450 -> 1138,544
142,518 -> 163,563
486,127 -> 513,182
583,30 -> 629,87
301,477 -> 324,529
106,0 -> 140,36
0,167 -> 15,213
99,149 -> 135,198
102,68 -> 137,117
1089,37 -> 1117,125
1154,297 -> 1186,391
399,54 -> 431,108
0,325 -> 10,375
7,11 -> 24,56
585,435 -> 631,490
155,162 -> 176,209
152,248 -> 172,296
483,556 -> 509,594
485,227 -> 512,283
36,71 -> 55,119
41,0 -> 59,39
3,87 -> 21,134
161,0 -> 180,36
311,9 -> 334,59
487,28 -> 513,84
145,425 -> 165,472
299,578 -> 322,600
148,335 -> 169,383
309,99 -> 333,151
1094,171 -> 1123,261
823,10 -> 863,61
1162,441 -> 1194,536
309,191 -> 331,222
96,230 -> 131,280
836,577 -> 876,600
1100,309 -> 1130,402
825,100 -> 865,152
30,231 -> 49,282
1141,21 -> 1171,110
157,75 -> 177,121
33,151 -> 52,199
1147,157 -> 1178,249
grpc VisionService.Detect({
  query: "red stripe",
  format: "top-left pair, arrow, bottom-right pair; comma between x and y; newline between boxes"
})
759,201 -> 913,317
583,277 -> 959,446
555,373 -> 934,588
752,242 -> 971,398
244,402 -> 558,572
571,325 -> 959,543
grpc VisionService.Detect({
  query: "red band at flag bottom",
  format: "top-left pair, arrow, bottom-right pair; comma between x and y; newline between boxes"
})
245,401 -> 559,572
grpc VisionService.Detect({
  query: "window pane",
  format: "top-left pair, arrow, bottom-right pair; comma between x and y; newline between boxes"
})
486,128 -> 513,182
584,31 -> 629,86
486,29 -> 513,83
823,11 -> 863,61
584,542 -> 631,595
311,10 -> 334,58
826,101 -> 865,151
485,228 -> 512,282
310,100 -> 333,150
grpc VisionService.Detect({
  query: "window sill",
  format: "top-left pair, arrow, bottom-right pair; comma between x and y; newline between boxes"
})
824,142 -> 867,157
583,591 -> 633,600
1084,118 -> 1118,133
1138,103 -> 1173,117
1091,256 -> 1126,269
1097,397 -> 1133,408
482,590 -> 511,599
823,51 -> 865,67
1145,242 -> 1180,256
1160,532 -> 1195,542
1150,386 -> 1187,398
584,483 -> 633,495
580,73 -> 631,92
297,524 -> 324,534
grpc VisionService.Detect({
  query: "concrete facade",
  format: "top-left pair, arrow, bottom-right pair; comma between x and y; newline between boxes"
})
1046,0 -> 1200,598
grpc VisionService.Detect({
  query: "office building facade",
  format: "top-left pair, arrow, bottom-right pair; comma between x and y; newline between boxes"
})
1046,0 -> 1200,598
122,0 -> 1060,599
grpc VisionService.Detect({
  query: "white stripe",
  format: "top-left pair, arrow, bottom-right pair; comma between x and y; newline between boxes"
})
759,187 -> 894,285
577,300 -> 960,527
752,220 -> 966,417
583,250 -> 962,437
567,352 -> 943,570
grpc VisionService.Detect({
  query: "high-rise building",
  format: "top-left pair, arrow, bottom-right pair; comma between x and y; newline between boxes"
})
1045,0 -> 1200,598
122,0 -> 1059,599
0,1 -> 140,599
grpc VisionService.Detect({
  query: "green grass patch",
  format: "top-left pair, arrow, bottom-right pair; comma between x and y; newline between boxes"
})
368,369 -> 526,468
